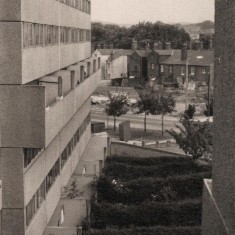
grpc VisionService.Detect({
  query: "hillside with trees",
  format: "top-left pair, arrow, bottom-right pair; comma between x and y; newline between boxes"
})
92,21 -> 190,49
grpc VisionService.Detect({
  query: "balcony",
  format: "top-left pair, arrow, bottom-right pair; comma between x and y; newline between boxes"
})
0,67 -> 101,148
0,21 -> 91,85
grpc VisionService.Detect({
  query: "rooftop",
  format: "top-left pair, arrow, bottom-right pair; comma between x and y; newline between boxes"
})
159,50 -> 214,66
98,49 -> 133,60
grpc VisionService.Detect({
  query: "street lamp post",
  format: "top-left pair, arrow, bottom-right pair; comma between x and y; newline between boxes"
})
185,56 -> 203,110
185,59 -> 189,110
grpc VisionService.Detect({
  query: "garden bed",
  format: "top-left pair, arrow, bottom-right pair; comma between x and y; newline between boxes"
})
90,155 -> 211,234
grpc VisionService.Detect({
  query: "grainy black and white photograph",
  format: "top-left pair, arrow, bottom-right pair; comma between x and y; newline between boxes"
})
0,0 -> 233,235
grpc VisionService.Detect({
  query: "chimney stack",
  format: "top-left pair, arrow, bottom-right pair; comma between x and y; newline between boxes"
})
181,43 -> 188,61
149,41 -> 154,50
154,42 -> 159,50
145,43 -> 150,53
132,38 -> 138,50
165,42 -> 171,50
158,41 -> 163,50
199,41 -> 204,50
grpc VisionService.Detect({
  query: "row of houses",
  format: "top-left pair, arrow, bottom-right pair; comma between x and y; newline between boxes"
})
93,42 -> 214,90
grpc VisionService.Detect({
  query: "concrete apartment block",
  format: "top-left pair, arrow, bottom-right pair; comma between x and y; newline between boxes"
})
0,1 -> 107,235
202,1 -> 235,234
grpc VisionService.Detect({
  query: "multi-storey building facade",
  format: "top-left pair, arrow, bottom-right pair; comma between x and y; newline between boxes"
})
0,1 -> 105,235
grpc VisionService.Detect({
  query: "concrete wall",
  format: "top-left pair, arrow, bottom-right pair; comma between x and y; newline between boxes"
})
0,85 -> 45,148
0,148 -> 25,235
202,180 -> 229,235
46,69 -> 100,147
110,56 -> 128,79
24,99 -> 91,205
0,0 -> 91,29
48,199 -> 87,227
43,227 -> 78,235
111,142 -> 185,158
210,1 -> 235,234
0,22 -> 22,84
25,202 -> 47,235
25,126 -> 91,235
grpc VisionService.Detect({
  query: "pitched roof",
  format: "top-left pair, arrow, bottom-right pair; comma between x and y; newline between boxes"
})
135,50 -> 147,57
98,49 -> 133,60
154,50 -> 174,56
159,50 -> 214,66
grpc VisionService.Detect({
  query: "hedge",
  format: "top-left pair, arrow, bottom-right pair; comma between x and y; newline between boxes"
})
97,172 -> 210,204
88,226 -> 201,235
91,199 -> 202,229
108,156 -> 193,166
104,161 -> 210,180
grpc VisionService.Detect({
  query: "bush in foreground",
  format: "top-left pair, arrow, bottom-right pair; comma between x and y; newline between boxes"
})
91,199 -> 202,229
88,226 -> 201,235
97,172 -> 210,204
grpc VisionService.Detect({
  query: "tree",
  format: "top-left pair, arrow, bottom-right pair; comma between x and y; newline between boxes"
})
136,90 -> 157,132
92,21 -> 190,50
105,92 -> 129,131
204,96 -> 213,117
184,104 -> 196,119
151,94 -> 176,136
167,116 -> 212,161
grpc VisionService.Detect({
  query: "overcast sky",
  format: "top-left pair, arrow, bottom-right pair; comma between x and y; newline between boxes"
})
91,0 -> 214,25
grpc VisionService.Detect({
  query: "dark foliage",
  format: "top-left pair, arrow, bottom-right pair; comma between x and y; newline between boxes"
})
96,172 -> 210,204
88,226 -> 201,235
184,104 -> 196,119
91,199 -> 202,228
92,21 -> 190,49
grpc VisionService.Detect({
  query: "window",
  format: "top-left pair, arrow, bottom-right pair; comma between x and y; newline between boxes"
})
24,148 -> 42,168
98,58 -> 101,69
190,66 -> 195,75
87,62 -> 91,76
160,65 -> 164,73
25,112 -> 91,227
169,66 -> 173,74
151,63 -> 154,70
93,60 -> 97,73
46,158 -> 60,193
80,65 -> 85,82
26,180 -> 45,226
202,68 -> 206,74
181,66 -> 185,75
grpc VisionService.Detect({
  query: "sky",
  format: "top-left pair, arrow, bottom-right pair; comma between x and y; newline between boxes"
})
91,0 -> 214,25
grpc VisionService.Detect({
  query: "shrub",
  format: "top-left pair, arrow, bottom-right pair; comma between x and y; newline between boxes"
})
91,199 -> 202,229
108,156 -> 192,166
104,161 -> 210,180
97,172 -> 211,204
89,226 -> 201,235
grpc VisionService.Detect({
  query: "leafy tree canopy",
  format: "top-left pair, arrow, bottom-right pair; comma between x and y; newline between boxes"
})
167,117 -> 213,161
92,21 -> 190,49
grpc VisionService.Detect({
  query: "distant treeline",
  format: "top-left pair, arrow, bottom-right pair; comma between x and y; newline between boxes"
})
92,21 -> 191,50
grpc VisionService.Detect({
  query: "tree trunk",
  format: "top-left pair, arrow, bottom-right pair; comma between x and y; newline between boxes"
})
161,115 -> 164,136
114,117 -> 116,131
144,112 -> 147,132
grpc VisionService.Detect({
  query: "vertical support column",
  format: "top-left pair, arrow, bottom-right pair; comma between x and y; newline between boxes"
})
0,148 -> 25,235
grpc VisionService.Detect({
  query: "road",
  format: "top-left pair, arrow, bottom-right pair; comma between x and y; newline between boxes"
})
91,105 -> 180,131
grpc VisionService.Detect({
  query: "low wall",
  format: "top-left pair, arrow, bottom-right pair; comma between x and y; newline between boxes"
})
43,226 -> 81,235
201,179 -> 230,235
110,142 -> 185,158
